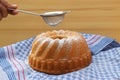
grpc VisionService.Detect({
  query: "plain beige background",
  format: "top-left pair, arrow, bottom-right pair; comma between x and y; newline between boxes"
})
0,0 -> 120,47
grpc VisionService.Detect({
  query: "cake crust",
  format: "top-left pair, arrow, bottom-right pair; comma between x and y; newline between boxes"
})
28,30 -> 92,74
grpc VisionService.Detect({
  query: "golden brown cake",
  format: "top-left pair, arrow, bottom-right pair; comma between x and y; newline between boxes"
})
28,30 -> 92,74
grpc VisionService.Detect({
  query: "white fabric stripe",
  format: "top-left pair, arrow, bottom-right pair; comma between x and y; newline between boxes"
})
3,46 -> 18,80
88,36 -> 105,47
11,44 -> 27,80
86,35 -> 96,41
87,35 -> 101,45
6,46 -> 23,80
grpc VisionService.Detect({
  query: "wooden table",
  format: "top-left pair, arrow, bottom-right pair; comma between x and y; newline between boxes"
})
0,0 -> 120,47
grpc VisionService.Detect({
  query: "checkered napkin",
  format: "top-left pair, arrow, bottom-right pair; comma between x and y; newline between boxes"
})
0,33 -> 120,80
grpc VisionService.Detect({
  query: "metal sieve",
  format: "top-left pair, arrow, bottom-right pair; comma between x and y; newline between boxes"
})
8,8 -> 71,27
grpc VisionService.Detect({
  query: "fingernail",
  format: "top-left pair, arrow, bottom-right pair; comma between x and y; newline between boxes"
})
11,4 -> 18,9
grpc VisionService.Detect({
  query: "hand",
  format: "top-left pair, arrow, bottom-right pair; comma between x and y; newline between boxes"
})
0,0 -> 18,21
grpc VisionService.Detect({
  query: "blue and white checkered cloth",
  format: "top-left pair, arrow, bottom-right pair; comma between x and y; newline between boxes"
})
0,33 -> 120,80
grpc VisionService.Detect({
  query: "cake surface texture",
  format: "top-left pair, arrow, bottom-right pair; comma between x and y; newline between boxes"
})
28,30 -> 92,74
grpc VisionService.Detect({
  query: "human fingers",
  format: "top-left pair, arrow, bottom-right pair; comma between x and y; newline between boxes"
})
1,0 -> 13,8
0,3 -> 8,18
0,12 -> 2,21
1,0 -> 18,15
8,4 -> 18,15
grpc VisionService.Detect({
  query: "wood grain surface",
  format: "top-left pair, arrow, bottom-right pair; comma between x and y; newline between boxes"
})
0,0 -> 120,47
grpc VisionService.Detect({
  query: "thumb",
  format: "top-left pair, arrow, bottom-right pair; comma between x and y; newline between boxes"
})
8,4 -> 18,15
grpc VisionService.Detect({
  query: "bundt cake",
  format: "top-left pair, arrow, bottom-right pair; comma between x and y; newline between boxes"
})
28,30 -> 92,74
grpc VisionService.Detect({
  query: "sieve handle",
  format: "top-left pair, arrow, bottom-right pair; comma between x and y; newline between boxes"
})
8,8 -> 41,16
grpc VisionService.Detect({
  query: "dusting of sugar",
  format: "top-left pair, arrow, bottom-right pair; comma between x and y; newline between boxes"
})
64,38 -> 72,58
34,38 -> 50,55
52,39 -> 65,59
41,39 -> 56,59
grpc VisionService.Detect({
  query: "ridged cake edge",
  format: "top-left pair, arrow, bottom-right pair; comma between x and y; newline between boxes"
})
28,51 -> 92,75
